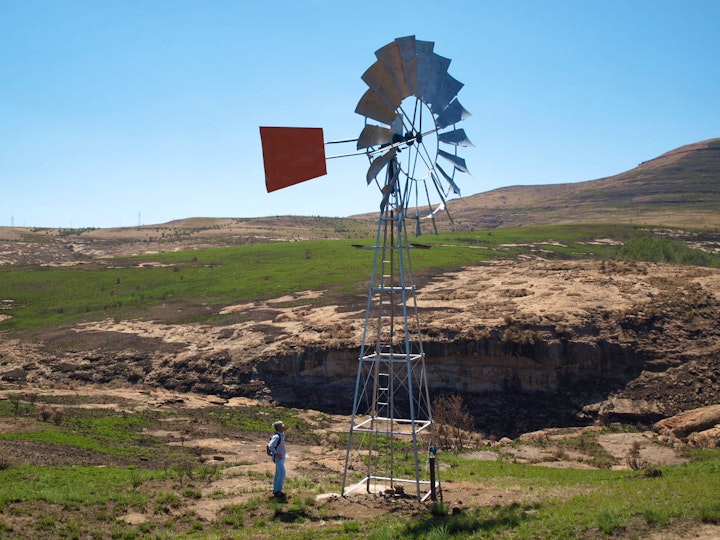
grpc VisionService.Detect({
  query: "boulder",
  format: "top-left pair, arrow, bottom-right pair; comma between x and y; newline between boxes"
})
653,404 -> 720,439
687,426 -> 720,449
598,398 -> 664,424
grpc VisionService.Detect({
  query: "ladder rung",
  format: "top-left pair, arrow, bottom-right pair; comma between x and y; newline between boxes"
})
373,286 -> 411,291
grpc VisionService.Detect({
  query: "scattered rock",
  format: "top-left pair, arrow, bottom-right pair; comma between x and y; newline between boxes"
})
654,404 -> 720,439
0,367 -> 27,382
687,426 -> 720,449
598,398 -> 665,425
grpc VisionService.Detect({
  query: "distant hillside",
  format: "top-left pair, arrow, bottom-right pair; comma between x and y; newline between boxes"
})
443,138 -> 720,230
1,138 -> 718,264
0,216 -> 376,264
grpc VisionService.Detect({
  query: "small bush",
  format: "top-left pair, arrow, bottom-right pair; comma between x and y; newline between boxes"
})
243,497 -> 261,512
208,488 -> 226,499
182,488 -> 202,499
429,501 -> 449,516
433,394 -> 475,451
222,504 -> 245,528
626,441 -> 647,470
153,492 -> 182,514
36,515 -> 56,531
38,407 -> 53,422
52,410 -> 64,425
641,507 -> 670,526
196,464 -> 219,482
597,507 -> 624,535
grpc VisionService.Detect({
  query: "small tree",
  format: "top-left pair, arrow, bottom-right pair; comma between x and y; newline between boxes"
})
433,394 -> 475,452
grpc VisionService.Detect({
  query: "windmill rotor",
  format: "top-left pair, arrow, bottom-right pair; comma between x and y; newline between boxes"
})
356,35 -> 472,235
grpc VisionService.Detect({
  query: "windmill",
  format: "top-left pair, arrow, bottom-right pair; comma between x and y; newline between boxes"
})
260,36 -> 471,502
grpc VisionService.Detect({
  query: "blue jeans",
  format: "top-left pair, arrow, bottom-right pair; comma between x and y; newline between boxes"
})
273,457 -> 286,493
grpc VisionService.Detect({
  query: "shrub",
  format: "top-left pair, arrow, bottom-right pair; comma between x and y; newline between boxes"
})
626,441 -> 647,471
153,492 -> 182,514
433,394 -> 475,451
38,407 -> 53,422
181,488 -> 202,499
429,501 -> 449,516
597,507 -> 624,535
222,504 -> 245,528
699,500 -> 720,523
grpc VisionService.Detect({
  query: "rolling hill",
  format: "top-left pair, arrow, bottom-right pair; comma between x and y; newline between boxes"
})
443,137 -> 720,230
0,138 -> 718,265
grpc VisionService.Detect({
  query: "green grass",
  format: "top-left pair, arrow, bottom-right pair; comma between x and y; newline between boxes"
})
0,399 -> 196,461
0,397 -> 326,483
615,236 -> 720,266
3,223 -> 718,332
0,236 -> 490,331
423,449 -> 720,539
0,465 -> 159,511
304,448 -> 720,539
188,404 -> 315,434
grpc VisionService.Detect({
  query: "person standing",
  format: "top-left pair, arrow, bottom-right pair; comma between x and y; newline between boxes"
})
268,420 -> 287,498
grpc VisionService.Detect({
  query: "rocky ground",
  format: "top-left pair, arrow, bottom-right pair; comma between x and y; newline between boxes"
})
3,252 -> 720,442
3,257 -> 720,435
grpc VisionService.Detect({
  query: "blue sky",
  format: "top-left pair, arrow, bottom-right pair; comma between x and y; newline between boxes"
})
1,0 -> 718,228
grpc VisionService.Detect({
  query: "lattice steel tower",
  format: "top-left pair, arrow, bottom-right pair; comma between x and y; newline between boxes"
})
341,158 -> 438,501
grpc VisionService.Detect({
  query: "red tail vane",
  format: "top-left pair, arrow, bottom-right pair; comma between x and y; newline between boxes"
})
260,127 -> 327,192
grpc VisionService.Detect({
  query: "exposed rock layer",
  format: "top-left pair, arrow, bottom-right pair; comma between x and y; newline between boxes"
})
2,259 -> 720,437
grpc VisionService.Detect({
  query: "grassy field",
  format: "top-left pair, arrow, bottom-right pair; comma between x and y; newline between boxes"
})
2,223 -> 719,332
1,395 -> 719,539
436,451 -> 720,539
